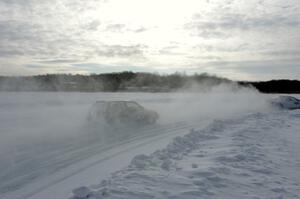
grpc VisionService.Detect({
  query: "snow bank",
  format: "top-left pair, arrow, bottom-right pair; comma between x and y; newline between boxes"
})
69,110 -> 300,199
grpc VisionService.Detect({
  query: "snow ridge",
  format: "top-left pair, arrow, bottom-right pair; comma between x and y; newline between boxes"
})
70,111 -> 300,199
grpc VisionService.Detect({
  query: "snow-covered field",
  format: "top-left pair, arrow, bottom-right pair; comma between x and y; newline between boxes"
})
73,109 -> 300,199
0,88 -> 299,199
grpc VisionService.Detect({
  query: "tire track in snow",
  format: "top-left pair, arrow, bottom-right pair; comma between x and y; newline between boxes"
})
1,120 -> 207,199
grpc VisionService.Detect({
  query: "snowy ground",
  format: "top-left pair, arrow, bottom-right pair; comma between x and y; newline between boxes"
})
0,91 -> 299,199
71,109 -> 300,199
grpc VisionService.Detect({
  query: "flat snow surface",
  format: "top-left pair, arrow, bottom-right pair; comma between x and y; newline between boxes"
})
0,92 -> 299,199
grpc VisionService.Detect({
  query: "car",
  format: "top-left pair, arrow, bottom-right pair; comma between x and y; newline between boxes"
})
270,96 -> 300,110
87,101 -> 159,126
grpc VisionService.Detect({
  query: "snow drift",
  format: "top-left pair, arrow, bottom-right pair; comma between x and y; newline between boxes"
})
70,109 -> 300,199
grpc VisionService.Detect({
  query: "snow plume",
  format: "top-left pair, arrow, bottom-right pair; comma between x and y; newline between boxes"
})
148,82 -> 271,123
0,85 -> 270,156
0,92 -> 91,151
0,89 -> 273,197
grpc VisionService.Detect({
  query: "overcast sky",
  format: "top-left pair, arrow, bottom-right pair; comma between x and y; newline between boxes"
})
0,0 -> 299,80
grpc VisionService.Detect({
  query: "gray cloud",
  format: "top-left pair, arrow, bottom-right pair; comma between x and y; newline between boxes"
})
185,14 -> 300,39
201,58 -> 300,80
192,43 -> 251,53
188,55 -> 223,61
96,44 -> 147,57
0,20 -> 40,41
24,63 -> 88,73
0,0 -> 110,59
0,49 -> 24,57
185,1 -> 300,39
105,24 -> 126,32
83,20 -> 101,31
105,23 -> 148,33
263,50 -> 300,58
38,59 -> 81,64
159,46 -> 184,55
73,63 -> 152,73
190,13 -> 300,30
133,27 -> 147,33
0,0 -> 34,5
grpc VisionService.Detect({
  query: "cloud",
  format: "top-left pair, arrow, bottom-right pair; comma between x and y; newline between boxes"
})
197,58 -> 300,80
0,61 -> 88,76
188,55 -> 223,61
159,46 -> 184,55
133,27 -> 147,33
38,59 -> 81,64
0,49 -> 24,57
192,43 -> 250,53
96,44 -> 147,57
0,20 -> 40,41
0,0 -> 299,80
73,63 -> 152,73
0,0 -> 34,5
263,50 -> 300,58
83,20 -> 101,31
218,59 -> 300,74
105,24 -> 126,32
185,12 -> 300,39
105,23 -> 148,33
24,63 -> 89,74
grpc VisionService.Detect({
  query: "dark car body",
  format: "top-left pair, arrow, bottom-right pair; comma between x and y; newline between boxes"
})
88,101 -> 159,126
270,96 -> 300,110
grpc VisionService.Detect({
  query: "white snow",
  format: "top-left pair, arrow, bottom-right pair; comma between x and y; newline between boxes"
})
69,109 -> 300,199
0,91 -> 299,199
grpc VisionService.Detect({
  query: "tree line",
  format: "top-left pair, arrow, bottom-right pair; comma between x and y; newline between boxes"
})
0,71 -> 299,93
240,80 -> 300,94
0,72 -> 230,92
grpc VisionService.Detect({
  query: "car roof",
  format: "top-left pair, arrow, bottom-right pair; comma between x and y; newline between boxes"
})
94,101 -> 141,107
95,100 -> 137,103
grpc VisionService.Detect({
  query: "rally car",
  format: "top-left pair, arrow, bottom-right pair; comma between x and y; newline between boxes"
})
87,101 -> 159,126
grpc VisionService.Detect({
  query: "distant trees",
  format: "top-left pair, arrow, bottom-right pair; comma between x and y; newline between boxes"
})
0,72 -> 227,92
0,72 -> 299,93
239,80 -> 300,93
